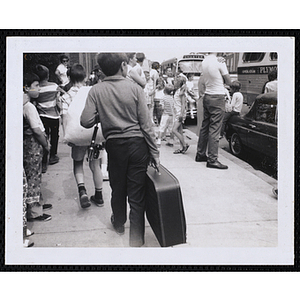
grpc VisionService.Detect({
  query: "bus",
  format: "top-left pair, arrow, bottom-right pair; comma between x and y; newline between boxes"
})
237,52 -> 278,105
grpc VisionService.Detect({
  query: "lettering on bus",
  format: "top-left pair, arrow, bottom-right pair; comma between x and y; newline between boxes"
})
238,65 -> 277,75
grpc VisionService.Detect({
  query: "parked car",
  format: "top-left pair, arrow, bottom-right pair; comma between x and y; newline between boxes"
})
225,92 -> 277,160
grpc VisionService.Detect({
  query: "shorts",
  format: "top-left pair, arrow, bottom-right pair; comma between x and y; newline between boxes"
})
159,114 -> 174,133
71,146 -> 88,161
174,112 -> 186,123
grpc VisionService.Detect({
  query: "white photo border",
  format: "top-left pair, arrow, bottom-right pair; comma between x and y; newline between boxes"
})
5,36 -> 295,265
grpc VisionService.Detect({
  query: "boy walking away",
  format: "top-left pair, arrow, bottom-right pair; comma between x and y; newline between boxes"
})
34,64 -> 61,173
81,53 -> 159,247
23,73 -> 52,222
220,81 -> 243,139
60,64 -> 104,209
157,84 -> 175,147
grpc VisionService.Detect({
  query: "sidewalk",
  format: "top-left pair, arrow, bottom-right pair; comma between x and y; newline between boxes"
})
27,128 -> 278,248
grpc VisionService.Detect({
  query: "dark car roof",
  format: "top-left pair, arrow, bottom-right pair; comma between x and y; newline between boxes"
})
256,92 -> 277,104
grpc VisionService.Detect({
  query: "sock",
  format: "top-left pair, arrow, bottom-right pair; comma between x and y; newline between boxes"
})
78,184 -> 86,193
95,188 -> 103,199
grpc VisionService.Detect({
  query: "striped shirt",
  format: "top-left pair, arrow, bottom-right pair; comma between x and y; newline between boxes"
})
35,82 -> 60,119
59,86 -> 80,116
162,94 -> 174,116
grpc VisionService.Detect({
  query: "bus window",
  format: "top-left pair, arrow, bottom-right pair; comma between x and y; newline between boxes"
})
270,52 -> 278,61
177,60 -> 202,75
242,53 -> 265,63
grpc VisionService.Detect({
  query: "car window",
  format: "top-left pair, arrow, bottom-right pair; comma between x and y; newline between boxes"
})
255,102 -> 277,124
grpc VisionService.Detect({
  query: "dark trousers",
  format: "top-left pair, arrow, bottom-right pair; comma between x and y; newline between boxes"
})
220,111 -> 240,137
106,137 -> 150,247
40,117 -> 59,163
197,94 -> 225,163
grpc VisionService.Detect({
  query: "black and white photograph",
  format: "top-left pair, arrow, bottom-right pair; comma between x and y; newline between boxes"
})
5,36 -> 294,266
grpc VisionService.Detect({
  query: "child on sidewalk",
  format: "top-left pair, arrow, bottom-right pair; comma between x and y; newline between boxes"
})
60,64 -> 104,209
23,73 -> 52,222
157,84 -> 175,147
80,53 -> 159,247
34,64 -> 62,173
144,70 -> 155,124
220,81 -> 243,139
172,76 -> 189,154
153,77 -> 165,125
186,73 -> 197,119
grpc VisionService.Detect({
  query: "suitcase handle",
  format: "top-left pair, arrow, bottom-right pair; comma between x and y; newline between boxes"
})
150,163 -> 161,175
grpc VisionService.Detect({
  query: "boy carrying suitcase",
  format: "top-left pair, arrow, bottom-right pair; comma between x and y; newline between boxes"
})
80,53 -> 159,247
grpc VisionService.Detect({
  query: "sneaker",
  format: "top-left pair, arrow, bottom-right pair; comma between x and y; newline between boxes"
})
90,195 -> 104,207
25,229 -> 34,237
181,144 -> 190,154
28,213 -> 52,222
23,239 -> 34,247
79,190 -> 91,208
49,155 -> 59,165
42,203 -> 53,211
111,214 -> 125,235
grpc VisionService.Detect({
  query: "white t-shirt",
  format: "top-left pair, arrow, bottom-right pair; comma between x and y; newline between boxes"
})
149,69 -> 159,89
231,92 -> 243,113
23,100 -> 45,134
56,63 -> 69,86
133,64 -> 145,80
202,55 -> 229,95
126,64 -> 134,82
264,80 -> 277,93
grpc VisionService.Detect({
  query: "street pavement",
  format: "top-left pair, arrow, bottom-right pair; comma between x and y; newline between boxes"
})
27,126 -> 278,249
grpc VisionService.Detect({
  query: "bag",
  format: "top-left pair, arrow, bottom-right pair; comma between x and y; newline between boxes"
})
63,86 -> 105,146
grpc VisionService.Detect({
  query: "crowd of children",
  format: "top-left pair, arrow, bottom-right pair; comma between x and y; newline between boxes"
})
23,52 -> 249,247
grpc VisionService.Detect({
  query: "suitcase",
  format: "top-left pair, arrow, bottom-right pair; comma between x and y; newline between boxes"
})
145,164 -> 187,247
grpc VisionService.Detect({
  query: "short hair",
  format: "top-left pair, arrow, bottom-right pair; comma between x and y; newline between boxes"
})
136,53 -> 145,63
231,81 -> 241,91
23,73 -> 39,91
268,70 -> 277,81
152,61 -> 160,70
187,73 -> 194,79
97,53 -> 128,76
34,64 -> 49,81
60,54 -> 69,63
69,64 -> 86,83
126,53 -> 136,63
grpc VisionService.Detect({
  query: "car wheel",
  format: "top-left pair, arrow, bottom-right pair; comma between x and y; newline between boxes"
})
229,132 -> 243,156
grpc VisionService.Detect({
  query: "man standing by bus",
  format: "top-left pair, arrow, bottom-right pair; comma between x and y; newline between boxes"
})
195,53 -> 232,169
